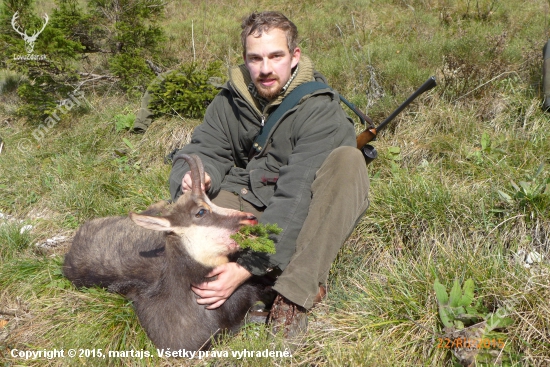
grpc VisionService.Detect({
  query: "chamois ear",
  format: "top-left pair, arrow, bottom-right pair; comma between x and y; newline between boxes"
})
130,212 -> 173,232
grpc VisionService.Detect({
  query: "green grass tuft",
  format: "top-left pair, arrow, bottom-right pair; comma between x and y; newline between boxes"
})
0,222 -> 34,261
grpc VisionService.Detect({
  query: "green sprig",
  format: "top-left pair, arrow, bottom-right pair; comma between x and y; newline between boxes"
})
231,223 -> 282,254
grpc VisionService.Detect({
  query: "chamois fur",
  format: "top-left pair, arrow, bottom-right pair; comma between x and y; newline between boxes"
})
63,154 -> 264,350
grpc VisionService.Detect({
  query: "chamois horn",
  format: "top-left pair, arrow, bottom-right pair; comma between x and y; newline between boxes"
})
172,153 -> 204,196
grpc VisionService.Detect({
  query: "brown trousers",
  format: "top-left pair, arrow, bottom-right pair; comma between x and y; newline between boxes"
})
212,146 -> 370,310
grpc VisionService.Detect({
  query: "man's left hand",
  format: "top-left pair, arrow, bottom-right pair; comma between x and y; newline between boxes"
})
191,262 -> 252,309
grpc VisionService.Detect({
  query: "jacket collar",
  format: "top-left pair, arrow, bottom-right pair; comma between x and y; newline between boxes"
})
228,55 -> 315,115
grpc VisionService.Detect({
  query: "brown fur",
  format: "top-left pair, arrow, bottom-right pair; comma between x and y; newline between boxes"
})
63,154 -> 264,350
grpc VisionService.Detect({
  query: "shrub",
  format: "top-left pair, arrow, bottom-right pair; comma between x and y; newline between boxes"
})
147,61 -> 225,119
2,0 -> 167,121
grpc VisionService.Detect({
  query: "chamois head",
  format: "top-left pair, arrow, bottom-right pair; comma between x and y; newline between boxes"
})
130,154 -> 257,267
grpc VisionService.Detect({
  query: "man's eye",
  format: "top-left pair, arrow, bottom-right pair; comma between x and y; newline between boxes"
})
195,209 -> 207,218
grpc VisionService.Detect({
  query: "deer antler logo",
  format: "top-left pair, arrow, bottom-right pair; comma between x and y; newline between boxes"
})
11,11 -> 49,54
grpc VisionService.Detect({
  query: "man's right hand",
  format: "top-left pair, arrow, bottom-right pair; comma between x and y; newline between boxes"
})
182,171 -> 211,192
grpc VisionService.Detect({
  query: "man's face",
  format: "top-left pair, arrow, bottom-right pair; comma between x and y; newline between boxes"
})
244,28 -> 301,101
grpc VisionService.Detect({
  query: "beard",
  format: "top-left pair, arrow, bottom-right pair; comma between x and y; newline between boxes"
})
254,74 -> 283,101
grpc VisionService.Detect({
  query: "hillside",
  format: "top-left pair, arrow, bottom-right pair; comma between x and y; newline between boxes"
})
1,0 -> 549,366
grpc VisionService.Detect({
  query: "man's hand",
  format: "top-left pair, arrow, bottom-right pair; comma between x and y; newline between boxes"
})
191,263 -> 252,309
182,171 -> 211,192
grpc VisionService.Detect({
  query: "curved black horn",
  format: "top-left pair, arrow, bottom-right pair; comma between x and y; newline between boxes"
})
172,153 -> 203,196
191,154 -> 205,190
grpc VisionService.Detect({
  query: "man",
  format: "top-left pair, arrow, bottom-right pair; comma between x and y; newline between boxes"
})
169,11 -> 369,342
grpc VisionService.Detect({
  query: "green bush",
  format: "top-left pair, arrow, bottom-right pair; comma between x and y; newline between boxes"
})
2,0 -> 83,122
147,61 -> 225,119
108,53 -> 154,96
87,0 -> 166,91
2,0 -> 167,121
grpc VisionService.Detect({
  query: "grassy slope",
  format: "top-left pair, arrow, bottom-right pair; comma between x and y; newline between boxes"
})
1,0 -> 549,366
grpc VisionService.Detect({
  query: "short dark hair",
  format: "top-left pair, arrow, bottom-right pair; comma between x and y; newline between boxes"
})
241,11 -> 298,53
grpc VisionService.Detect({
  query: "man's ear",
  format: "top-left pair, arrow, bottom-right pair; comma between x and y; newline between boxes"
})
291,47 -> 301,68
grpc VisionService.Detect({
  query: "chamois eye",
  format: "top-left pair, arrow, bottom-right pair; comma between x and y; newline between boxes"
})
195,208 -> 207,218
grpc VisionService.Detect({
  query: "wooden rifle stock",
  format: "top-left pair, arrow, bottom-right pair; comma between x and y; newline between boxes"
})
356,127 -> 377,150
356,76 -> 437,164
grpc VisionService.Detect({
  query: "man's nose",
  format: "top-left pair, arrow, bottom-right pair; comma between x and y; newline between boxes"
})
260,58 -> 272,75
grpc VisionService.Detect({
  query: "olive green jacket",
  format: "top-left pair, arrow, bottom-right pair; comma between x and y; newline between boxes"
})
169,56 -> 356,275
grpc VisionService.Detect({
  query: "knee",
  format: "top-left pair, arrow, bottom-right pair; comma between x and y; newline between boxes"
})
330,146 -> 365,164
325,146 -> 368,178
315,146 -> 370,194
330,147 -> 371,210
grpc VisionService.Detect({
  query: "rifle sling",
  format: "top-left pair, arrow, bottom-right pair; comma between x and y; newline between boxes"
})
251,81 -> 330,154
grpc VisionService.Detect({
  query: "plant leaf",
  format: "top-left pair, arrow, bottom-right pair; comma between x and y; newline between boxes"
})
519,181 -> 531,193
497,190 -> 512,203
122,138 -> 134,150
449,279 -> 462,307
534,163 -> 544,178
481,132 -> 490,151
434,279 -> 449,305
485,312 -> 514,332
438,305 -> 454,328
459,278 -> 475,307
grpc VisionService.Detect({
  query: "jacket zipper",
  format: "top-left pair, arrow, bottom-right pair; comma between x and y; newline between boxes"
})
261,115 -> 265,126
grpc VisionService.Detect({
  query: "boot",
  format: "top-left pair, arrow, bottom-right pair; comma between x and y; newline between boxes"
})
267,286 -> 326,349
268,294 -> 308,344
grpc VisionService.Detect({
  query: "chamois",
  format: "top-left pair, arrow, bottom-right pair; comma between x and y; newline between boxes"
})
63,154 -> 264,350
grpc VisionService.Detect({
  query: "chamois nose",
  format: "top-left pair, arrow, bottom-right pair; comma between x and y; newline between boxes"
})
240,214 -> 258,226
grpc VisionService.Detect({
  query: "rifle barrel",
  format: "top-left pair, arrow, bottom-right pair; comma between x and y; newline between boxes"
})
376,76 -> 437,132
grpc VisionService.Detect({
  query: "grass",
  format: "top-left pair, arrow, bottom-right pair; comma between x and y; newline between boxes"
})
1,0 -> 550,366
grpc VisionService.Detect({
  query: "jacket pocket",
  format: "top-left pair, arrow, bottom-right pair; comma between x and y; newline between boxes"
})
249,169 -> 279,207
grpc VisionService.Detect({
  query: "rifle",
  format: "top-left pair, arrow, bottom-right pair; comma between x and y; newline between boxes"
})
343,76 -> 437,164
